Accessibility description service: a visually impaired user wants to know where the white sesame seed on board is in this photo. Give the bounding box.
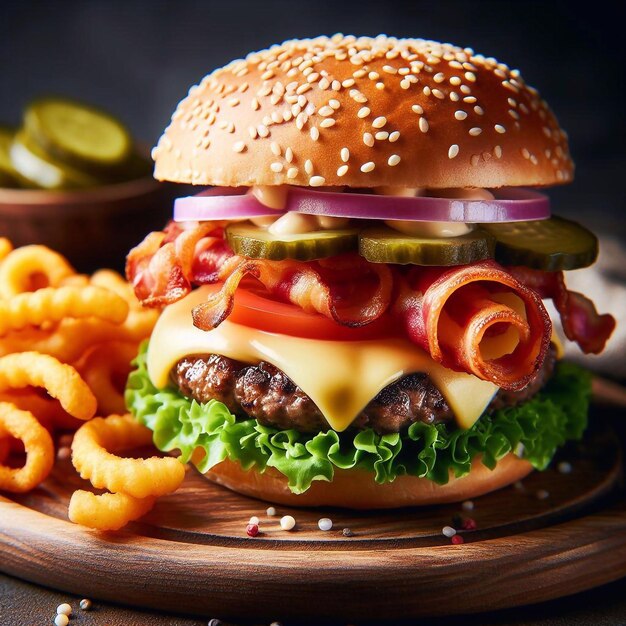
[442,526,457,538]
[304,159,314,175]
[388,154,401,166]
[270,162,283,173]
[280,515,296,530]
[448,144,460,159]
[361,161,376,173]
[337,164,349,177]
[454,110,467,120]
[287,167,298,179]
[310,175,326,186]
[419,117,429,133]
[310,127,320,141]
[469,127,482,136]
[358,106,371,118]
[233,141,246,153]
[372,116,387,129]
[495,124,506,134]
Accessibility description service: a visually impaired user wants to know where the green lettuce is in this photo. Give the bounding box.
[125,342,590,494]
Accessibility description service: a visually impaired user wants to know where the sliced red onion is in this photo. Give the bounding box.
[174,187,550,223]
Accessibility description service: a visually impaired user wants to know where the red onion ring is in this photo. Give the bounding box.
[174,187,550,223]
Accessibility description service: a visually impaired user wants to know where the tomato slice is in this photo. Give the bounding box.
[205,281,398,341]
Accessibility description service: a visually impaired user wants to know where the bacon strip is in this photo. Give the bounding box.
[192,254,393,330]
[394,261,552,391]
[508,267,616,354]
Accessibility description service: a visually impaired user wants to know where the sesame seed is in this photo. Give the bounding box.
[233,141,246,153]
[389,131,400,142]
[361,161,376,173]
[358,107,371,118]
[257,124,269,138]
[462,500,475,512]
[423,86,431,96]
[270,142,281,156]
[266,506,277,516]
[450,91,460,102]
[337,164,349,177]
[509,109,520,120]
[249,516,260,525]
[329,99,340,109]
[494,145,503,158]
[433,72,445,83]
[320,118,335,128]
[285,147,293,162]
[400,79,411,90]
[432,89,445,99]
[383,65,397,74]
[521,148,531,159]
[318,518,333,531]
[251,97,260,110]
[454,110,467,120]
[442,526,457,538]
[388,154,401,166]
[280,515,296,530]
[412,104,424,114]
[470,154,480,166]
[319,105,334,117]
[372,116,387,128]
[448,144,460,159]
[287,167,298,179]
[369,71,379,80]
[319,77,330,90]
[341,147,350,162]
[450,76,462,86]
[376,82,385,90]
[375,131,389,140]
[363,132,375,147]
[310,127,320,141]
[270,162,283,173]
[463,96,477,103]
[474,105,484,115]
[558,461,573,474]
[342,78,355,88]
[309,175,326,187]
[494,124,506,134]
[304,159,314,175]
[469,127,482,136]
[465,71,476,82]
[419,117,429,133]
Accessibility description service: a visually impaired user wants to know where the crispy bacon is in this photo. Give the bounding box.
[192,254,393,330]
[508,267,616,354]
[393,261,552,391]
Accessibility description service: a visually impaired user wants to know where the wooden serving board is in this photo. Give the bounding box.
[1,424,625,622]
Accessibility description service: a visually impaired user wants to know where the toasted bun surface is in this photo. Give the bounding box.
[203,454,533,508]
[153,35,573,189]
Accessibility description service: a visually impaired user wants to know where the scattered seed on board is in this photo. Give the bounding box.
[514,481,525,490]
[79,598,92,610]
[461,500,474,512]
[342,527,354,537]
[56,603,72,616]
[54,615,69,626]
[266,506,277,516]
[249,515,260,525]
[557,461,572,474]
[442,526,457,538]
[318,518,333,531]
[280,515,296,531]
[536,489,550,500]
[246,523,259,537]
[451,535,465,545]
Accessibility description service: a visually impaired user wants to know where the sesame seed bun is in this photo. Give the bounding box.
[153,34,573,189]
[203,454,533,508]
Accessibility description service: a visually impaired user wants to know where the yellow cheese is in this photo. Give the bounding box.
[147,286,499,432]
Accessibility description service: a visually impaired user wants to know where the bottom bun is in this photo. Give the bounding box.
[202,454,533,509]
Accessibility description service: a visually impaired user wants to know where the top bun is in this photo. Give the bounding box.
[153,35,573,189]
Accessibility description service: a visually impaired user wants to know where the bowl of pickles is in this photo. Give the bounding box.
[0,97,172,271]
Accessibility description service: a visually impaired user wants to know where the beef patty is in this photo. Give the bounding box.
[172,346,556,434]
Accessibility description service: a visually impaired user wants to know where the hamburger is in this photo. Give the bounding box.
[125,35,615,508]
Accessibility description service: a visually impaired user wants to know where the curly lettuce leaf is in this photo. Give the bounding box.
[125,343,590,494]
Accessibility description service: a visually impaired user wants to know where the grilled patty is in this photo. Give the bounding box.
[172,347,556,434]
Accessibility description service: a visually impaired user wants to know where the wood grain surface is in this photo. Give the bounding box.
[0,425,625,621]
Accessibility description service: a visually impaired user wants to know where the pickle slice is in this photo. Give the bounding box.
[226,223,359,261]
[0,127,22,187]
[10,131,99,190]
[359,227,495,265]
[24,98,132,172]
[481,216,598,271]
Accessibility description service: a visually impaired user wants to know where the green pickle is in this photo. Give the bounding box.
[0,127,22,187]
[481,216,598,271]
[226,223,359,261]
[359,226,495,265]
[24,98,132,173]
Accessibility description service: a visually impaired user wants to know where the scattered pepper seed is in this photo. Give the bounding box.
[79,598,92,611]
[536,489,550,500]
[249,516,260,525]
[56,603,72,616]
[451,535,465,545]
[442,526,457,538]
[342,528,354,537]
[280,515,296,531]
[246,523,259,537]
[461,518,477,531]
[462,500,474,512]
[54,615,69,626]
[558,461,572,474]
[318,518,333,531]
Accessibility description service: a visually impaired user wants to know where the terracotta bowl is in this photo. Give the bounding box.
[0,176,175,272]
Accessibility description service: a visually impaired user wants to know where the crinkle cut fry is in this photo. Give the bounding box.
[68,490,156,531]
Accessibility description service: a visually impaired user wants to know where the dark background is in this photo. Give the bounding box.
[0,0,624,234]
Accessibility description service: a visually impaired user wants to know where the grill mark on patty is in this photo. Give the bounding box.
[171,346,557,434]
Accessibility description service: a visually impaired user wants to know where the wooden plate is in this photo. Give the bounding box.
[0,424,624,621]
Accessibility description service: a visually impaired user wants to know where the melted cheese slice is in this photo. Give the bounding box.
[147,286,499,432]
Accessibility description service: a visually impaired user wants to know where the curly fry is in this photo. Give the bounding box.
[68,490,156,531]
[0,245,75,298]
[59,274,90,288]
[0,286,129,336]
[0,352,96,420]
[74,342,138,415]
[0,402,55,492]
[71,414,185,498]
[0,238,13,262]
[0,388,82,432]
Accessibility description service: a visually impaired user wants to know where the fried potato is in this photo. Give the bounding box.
[0,402,55,492]
[0,238,13,262]
[71,414,185,499]
[68,490,156,531]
